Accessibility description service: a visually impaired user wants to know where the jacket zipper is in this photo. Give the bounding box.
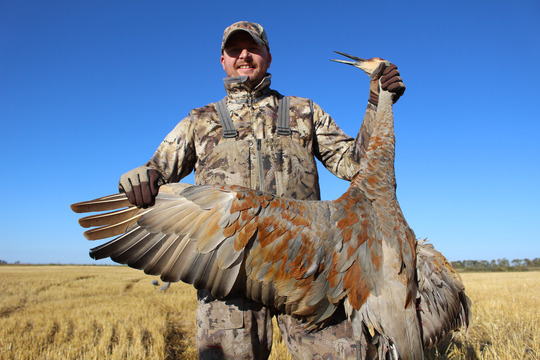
[249,92,264,192]
[256,139,264,192]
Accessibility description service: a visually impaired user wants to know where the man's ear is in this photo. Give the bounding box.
[220,54,225,70]
[267,52,272,69]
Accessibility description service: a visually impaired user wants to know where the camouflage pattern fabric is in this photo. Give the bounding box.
[197,289,273,360]
[221,21,269,51]
[138,74,378,359]
[147,75,375,195]
[277,312,359,360]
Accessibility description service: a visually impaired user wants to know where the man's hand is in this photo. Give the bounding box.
[369,63,406,106]
[119,166,164,208]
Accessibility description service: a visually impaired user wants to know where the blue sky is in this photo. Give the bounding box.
[1,0,539,264]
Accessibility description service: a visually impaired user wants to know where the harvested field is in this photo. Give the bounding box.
[0,266,538,359]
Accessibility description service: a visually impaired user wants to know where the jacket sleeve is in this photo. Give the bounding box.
[144,114,197,183]
[313,101,377,181]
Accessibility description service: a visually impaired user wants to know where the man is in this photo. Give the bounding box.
[119,21,405,359]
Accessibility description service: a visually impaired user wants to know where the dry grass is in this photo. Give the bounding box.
[0,266,196,360]
[0,266,538,359]
[430,271,539,360]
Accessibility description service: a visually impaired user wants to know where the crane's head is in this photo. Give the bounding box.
[331,51,389,77]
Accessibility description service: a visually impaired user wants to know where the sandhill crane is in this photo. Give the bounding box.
[71,53,470,359]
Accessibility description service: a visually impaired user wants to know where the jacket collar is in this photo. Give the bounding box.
[223,74,273,103]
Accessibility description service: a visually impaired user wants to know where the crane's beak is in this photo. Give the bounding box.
[330,51,366,66]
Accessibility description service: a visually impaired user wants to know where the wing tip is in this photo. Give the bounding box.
[71,193,131,213]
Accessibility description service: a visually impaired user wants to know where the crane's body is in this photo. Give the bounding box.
[72,53,470,359]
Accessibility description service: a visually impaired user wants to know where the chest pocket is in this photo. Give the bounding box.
[195,96,320,200]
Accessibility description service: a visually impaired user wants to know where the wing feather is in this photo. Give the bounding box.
[416,240,471,348]
[113,232,167,266]
[90,226,148,259]
[216,237,244,269]
[78,207,140,228]
[131,233,179,271]
[82,210,150,240]
[72,181,386,329]
[143,233,186,275]
[71,193,131,213]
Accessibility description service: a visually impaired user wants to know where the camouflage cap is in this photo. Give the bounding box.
[221,21,269,52]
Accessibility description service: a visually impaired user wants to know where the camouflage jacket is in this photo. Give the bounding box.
[146,74,376,201]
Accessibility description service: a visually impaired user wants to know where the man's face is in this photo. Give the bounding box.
[221,31,272,86]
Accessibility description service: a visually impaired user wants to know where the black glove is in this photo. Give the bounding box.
[119,166,164,208]
[369,63,406,106]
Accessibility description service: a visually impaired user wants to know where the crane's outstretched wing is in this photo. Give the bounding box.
[416,240,471,347]
[71,182,379,328]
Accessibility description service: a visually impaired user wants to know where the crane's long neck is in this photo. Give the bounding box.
[348,90,424,358]
[350,90,396,199]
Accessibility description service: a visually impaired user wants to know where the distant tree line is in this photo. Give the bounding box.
[1,258,539,271]
[0,260,21,265]
[451,258,540,272]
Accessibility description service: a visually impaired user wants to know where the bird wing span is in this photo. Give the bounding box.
[71,182,377,328]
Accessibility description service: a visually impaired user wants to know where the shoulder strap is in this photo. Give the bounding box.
[277,96,291,136]
[216,98,238,139]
